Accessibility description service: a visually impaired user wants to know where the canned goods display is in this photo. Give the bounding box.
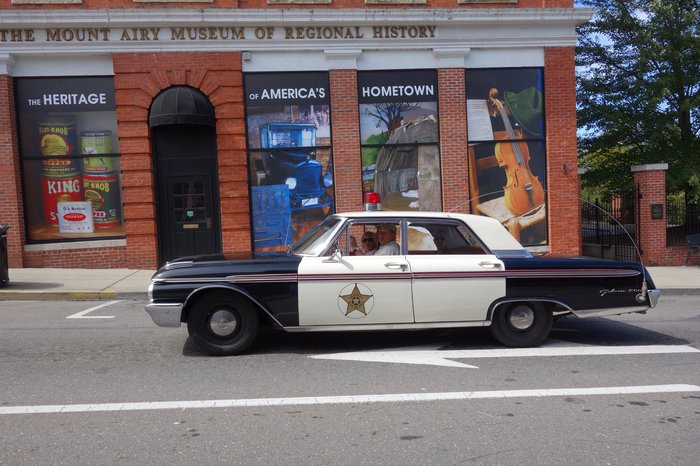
[82,131,116,174]
[39,116,82,226]
[40,157,81,178]
[39,116,77,156]
[41,173,83,225]
[83,173,121,228]
[81,130,112,155]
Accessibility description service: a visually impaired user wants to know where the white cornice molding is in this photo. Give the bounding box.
[0,53,16,75]
[0,8,594,55]
[324,48,362,69]
[432,47,470,68]
[0,8,596,26]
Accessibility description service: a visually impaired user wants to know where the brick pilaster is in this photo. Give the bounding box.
[438,68,469,212]
[544,47,580,255]
[0,73,25,267]
[632,164,668,266]
[329,69,363,212]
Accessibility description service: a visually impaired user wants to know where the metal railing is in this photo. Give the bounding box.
[581,196,638,262]
[666,198,700,246]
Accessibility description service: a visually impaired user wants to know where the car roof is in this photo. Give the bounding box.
[331,211,526,253]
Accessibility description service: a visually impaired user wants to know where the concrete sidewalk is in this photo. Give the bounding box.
[0,266,697,301]
[0,268,156,301]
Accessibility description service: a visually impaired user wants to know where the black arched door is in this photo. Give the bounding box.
[150,88,220,263]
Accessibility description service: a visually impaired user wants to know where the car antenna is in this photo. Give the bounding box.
[448,190,650,304]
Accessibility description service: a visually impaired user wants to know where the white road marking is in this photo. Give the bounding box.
[66,300,121,319]
[309,343,700,368]
[1,384,698,415]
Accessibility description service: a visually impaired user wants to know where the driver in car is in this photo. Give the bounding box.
[375,224,400,255]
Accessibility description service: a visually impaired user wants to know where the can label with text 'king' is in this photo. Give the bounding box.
[42,174,83,225]
[40,116,82,225]
[83,173,121,228]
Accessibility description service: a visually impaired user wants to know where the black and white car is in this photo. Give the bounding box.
[146,211,661,356]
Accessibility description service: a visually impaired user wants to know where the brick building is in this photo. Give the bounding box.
[0,1,592,269]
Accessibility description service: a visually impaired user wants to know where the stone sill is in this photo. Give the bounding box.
[12,0,81,4]
[24,239,126,252]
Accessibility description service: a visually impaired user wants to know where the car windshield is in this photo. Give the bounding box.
[290,216,343,256]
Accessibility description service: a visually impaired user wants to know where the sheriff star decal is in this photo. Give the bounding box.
[338,283,374,318]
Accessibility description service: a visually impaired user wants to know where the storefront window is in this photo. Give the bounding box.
[15,77,125,243]
[358,70,441,211]
[465,68,548,246]
[244,72,335,252]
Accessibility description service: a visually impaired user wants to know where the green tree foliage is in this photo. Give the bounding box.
[576,0,700,201]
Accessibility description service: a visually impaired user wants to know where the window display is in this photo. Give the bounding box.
[15,77,125,243]
[358,70,441,212]
[466,68,548,246]
[244,72,334,251]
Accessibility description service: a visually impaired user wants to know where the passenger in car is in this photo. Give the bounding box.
[350,231,379,255]
[375,224,400,255]
[433,231,449,254]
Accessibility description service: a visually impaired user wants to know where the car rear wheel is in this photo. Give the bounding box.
[489,302,552,347]
[187,291,259,356]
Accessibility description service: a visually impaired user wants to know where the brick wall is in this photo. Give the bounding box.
[329,69,363,212]
[438,68,468,213]
[544,47,580,256]
[24,246,127,268]
[0,74,24,268]
[627,165,698,266]
[633,169,666,265]
[113,52,247,268]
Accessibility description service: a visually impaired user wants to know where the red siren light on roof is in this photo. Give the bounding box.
[364,192,381,211]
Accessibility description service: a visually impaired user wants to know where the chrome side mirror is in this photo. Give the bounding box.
[322,248,343,263]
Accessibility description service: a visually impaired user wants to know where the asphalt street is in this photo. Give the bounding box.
[0,295,699,465]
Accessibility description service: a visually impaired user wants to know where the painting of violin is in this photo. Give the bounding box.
[488,88,544,216]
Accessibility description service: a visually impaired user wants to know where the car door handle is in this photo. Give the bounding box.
[384,262,408,271]
[479,261,502,269]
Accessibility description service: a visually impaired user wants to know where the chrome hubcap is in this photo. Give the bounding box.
[209,309,238,337]
[508,305,535,330]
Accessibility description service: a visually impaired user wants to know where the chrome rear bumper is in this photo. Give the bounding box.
[573,288,661,318]
[647,288,661,308]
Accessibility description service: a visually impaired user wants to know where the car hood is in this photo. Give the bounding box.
[152,251,302,281]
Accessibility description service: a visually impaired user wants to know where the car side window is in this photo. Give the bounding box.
[328,223,378,256]
[407,222,488,255]
[329,225,351,256]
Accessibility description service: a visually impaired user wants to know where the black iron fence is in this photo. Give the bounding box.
[581,195,638,262]
[666,198,700,246]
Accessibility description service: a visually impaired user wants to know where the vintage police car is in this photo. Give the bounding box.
[146,211,661,356]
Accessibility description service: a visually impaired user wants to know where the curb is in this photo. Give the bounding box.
[0,291,147,301]
[660,288,700,296]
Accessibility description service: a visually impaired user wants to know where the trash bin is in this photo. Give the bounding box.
[0,224,9,288]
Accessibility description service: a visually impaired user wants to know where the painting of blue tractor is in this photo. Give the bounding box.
[259,122,333,211]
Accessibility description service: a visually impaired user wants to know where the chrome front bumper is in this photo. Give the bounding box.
[145,303,183,327]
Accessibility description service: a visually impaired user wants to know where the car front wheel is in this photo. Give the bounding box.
[187,291,259,356]
[489,302,552,347]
